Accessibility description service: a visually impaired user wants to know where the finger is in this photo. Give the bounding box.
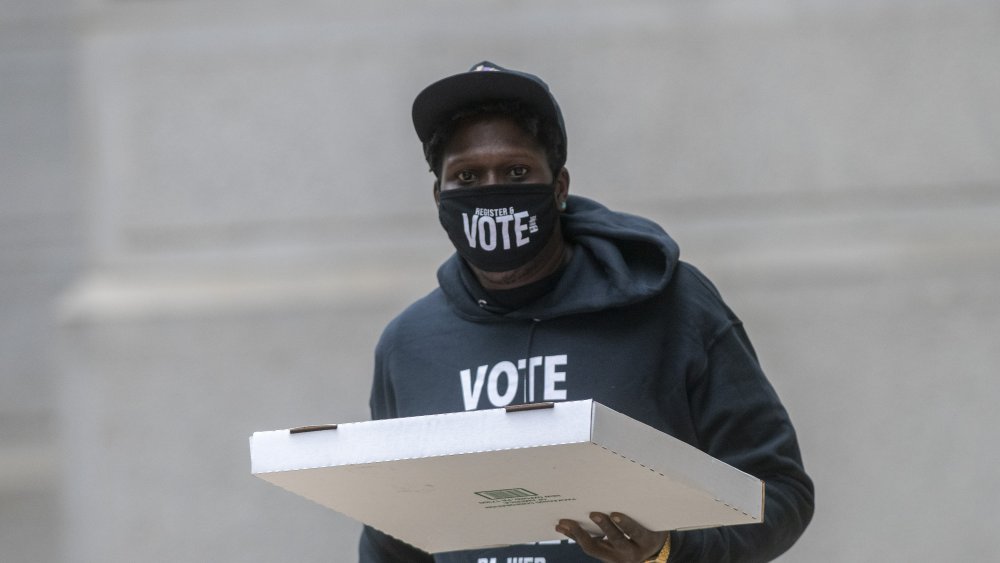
[556,519,612,557]
[608,512,648,542]
[590,512,628,541]
[610,512,669,560]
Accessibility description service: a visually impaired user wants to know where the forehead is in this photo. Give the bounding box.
[443,113,545,157]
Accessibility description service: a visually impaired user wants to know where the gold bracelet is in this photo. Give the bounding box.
[644,532,671,563]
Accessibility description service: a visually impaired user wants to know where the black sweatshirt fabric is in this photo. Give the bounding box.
[359,195,814,562]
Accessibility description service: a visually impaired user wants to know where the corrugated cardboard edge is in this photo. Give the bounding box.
[250,401,595,475]
[588,402,764,523]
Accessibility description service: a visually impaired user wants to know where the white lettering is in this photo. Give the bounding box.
[474,207,512,217]
[487,361,519,406]
[513,211,530,247]
[462,213,478,248]
[462,210,534,251]
[543,355,567,401]
[518,359,527,402]
[458,355,568,410]
[460,365,488,411]
[478,216,497,251]
[495,214,514,249]
[528,356,543,403]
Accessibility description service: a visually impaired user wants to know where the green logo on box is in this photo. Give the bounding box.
[474,488,538,501]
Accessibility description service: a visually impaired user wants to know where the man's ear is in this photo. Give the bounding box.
[555,167,570,206]
[433,178,441,207]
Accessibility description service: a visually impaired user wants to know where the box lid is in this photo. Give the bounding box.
[250,399,763,554]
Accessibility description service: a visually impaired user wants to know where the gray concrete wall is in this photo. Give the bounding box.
[1,0,998,561]
[0,1,83,562]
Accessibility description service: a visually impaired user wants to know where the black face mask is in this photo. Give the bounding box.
[437,183,560,272]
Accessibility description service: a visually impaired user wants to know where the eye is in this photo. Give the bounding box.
[509,165,529,180]
[456,170,477,184]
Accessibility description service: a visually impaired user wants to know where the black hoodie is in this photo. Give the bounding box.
[360,195,814,562]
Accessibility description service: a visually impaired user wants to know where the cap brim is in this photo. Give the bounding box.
[412,70,559,143]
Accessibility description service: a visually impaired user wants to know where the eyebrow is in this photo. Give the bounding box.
[443,148,546,169]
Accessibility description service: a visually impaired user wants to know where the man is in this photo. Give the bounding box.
[359,61,814,562]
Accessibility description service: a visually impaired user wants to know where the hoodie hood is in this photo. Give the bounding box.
[437,195,680,321]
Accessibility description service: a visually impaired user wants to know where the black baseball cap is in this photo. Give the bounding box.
[411,61,567,157]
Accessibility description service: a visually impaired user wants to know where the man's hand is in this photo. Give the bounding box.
[555,512,668,563]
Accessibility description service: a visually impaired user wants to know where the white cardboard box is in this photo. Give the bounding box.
[250,399,763,554]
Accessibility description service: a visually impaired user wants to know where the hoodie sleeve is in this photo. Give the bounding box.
[357,331,436,563]
[359,525,434,563]
[669,320,815,562]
